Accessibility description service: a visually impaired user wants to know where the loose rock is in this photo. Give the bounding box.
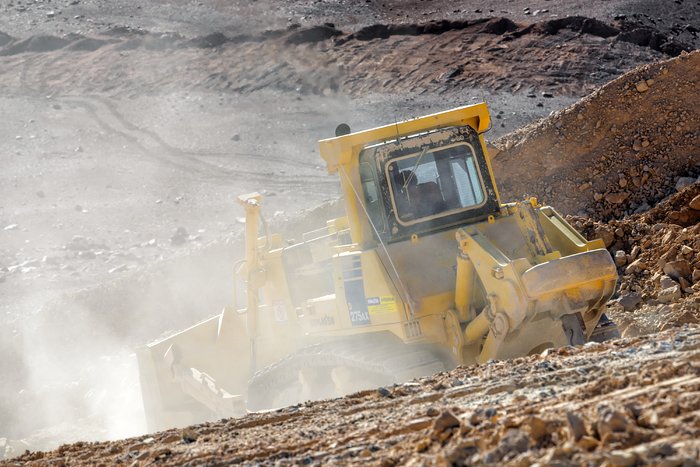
[616,292,642,311]
[170,227,189,246]
[688,194,700,210]
[431,410,461,438]
[634,81,649,92]
[663,260,691,280]
[614,250,627,267]
[606,192,629,204]
[566,411,588,441]
[657,285,682,303]
[675,177,696,192]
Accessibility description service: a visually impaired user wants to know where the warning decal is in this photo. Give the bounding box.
[367,296,398,314]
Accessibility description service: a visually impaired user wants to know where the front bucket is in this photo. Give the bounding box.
[136,308,250,432]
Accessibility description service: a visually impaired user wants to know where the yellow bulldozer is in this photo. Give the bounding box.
[136,103,618,432]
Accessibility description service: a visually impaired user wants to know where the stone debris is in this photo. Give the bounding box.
[634,80,649,92]
[12,326,700,465]
[614,250,627,267]
[657,284,681,303]
[571,180,700,328]
[170,227,189,246]
[663,260,691,280]
[430,409,461,439]
[690,194,700,211]
[566,411,588,441]
[616,292,642,311]
[181,429,198,444]
[494,51,699,223]
[675,176,696,192]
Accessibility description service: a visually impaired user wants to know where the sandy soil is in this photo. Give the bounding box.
[0,0,699,462]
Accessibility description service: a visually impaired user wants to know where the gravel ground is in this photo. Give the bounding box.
[8,325,700,465]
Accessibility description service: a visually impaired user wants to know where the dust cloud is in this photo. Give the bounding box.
[1,228,249,456]
[1,191,347,457]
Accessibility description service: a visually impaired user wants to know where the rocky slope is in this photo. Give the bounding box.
[572,181,700,338]
[493,50,699,221]
[491,51,700,340]
[7,326,700,465]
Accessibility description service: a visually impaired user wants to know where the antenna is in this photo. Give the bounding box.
[394,115,403,149]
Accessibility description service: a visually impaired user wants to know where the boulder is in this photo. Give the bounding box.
[690,194,700,211]
[662,260,691,280]
[675,177,695,192]
[657,285,681,303]
[616,292,642,311]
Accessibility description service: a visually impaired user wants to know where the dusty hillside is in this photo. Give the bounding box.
[0,16,686,99]
[493,50,700,221]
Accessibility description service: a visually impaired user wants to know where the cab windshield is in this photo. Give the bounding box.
[387,144,485,224]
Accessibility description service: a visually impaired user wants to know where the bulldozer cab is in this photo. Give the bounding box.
[358,126,500,243]
[318,104,501,245]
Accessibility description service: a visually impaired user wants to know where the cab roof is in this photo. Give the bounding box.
[318,103,490,174]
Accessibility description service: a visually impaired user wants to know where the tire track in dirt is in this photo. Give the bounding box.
[6,42,319,187]
[57,96,335,190]
[89,96,322,172]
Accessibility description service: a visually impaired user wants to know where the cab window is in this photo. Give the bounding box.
[359,160,387,234]
[387,144,485,224]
